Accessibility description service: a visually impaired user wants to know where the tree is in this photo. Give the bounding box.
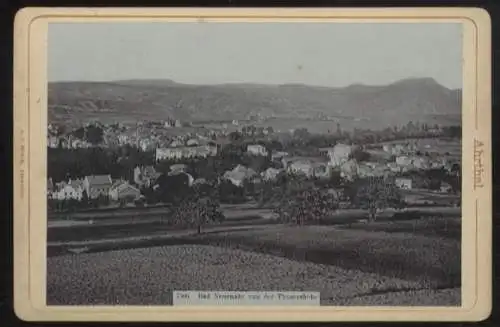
[55,124,67,136]
[351,177,403,222]
[447,164,461,194]
[336,123,342,137]
[244,154,270,173]
[72,127,85,139]
[172,194,224,234]
[349,148,371,162]
[218,180,245,204]
[274,187,338,225]
[293,128,310,141]
[155,173,191,204]
[85,125,104,145]
[229,131,243,142]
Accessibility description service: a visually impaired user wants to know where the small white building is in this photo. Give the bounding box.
[247,144,268,156]
[340,159,359,181]
[440,182,453,193]
[395,178,413,190]
[412,156,430,170]
[261,167,283,181]
[396,155,413,167]
[271,151,289,160]
[170,164,188,174]
[387,162,402,173]
[288,160,315,177]
[51,179,85,201]
[139,139,155,152]
[109,181,141,202]
[47,136,59,148]
[155,145,217,161]
[326,144,352,168]
[223,165,257,187]
[186,138,199,146]
[84,175,113,199]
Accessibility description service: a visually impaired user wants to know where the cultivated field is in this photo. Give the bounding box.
[47,217,461,306]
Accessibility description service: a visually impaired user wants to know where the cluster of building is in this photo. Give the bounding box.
[48,165,163,203]
[48,175,142,202]
[47,120,228,151]
[47,119,277,152]
[48,118,460,210]
[51,138,459,203]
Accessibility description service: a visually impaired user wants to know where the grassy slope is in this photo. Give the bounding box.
[196,221,461,288]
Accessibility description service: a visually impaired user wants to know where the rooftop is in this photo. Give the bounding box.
[85,175,112,186]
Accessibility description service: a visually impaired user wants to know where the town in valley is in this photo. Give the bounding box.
[47,115,461,214]
[46,22,463,307]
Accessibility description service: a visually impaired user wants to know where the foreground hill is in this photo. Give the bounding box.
[48,77,461,128]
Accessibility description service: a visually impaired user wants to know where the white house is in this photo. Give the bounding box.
[139,139,155,152]
[47,136,59,148]
[47,178,54,193]
[52,179,85,201]
[326,144,352,168]
[223,165,257,187]
[396,155,413,167]
[271,151,289,160]
[84,175,113,199]
[186,138,199,146]
[247,144,268,156]
[287,160,316,178]
[155,145,217,161]
[170,164,188,174]
[109,181,141,202]
[340,159,359,181]
[384,143,410,156]
[387,162,402,173]
[411,156,430,170]
[440,182,453,193]
[395,177,413,190]
[382,144,392,153]
[261,167,283,181]
[193,178,208,186]
[170,140,184,147]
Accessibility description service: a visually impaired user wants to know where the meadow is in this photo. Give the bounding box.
[46,215,461,306]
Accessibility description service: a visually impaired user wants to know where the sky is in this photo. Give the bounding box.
[48,22,463,89]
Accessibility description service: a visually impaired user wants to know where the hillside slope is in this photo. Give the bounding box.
[48,78,461,127]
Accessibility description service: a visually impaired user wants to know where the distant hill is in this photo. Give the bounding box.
[48,77,462,128]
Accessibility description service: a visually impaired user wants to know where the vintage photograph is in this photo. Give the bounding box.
[45,21,463,306]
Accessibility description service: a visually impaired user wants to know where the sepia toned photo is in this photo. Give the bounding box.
[13,8,492,322]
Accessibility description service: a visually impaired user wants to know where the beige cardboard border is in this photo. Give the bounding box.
[13,7,492,322]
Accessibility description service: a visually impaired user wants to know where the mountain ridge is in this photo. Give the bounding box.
[48,77,462,128]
